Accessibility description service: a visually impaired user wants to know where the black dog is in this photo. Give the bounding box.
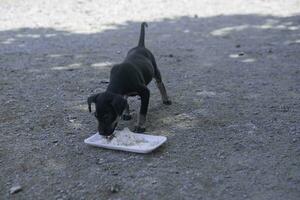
[87,22,171,136]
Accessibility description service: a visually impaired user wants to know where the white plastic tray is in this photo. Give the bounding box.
[84,128,167,153]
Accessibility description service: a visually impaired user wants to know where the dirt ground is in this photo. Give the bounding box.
[0,0,300,199]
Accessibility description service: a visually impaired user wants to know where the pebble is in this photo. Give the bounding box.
[110,184,120,193]
[10,185,22,194]
[112,171,119,176]
[96,158,105,164]
[292,138,297,143]
[100,79,109,84]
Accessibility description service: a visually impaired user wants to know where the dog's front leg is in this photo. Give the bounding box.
[134,86,150,133]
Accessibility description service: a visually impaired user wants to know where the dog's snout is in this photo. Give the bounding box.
[98,125,115,136]
[98,125,106,135]
[98,127,103,134]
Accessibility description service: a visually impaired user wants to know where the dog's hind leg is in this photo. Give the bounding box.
[122,95,132,121]
[154,68,172,105]
[155,78,171,105]
[150,54,172,105]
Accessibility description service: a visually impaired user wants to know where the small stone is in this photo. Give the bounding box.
[52,140,58,143]
[116,51,121,54]
[112,171,119,176]
[238,52,245,56]
[100,79,109,84]
[151,180,158,184]
[110,184,120,193]
[10,185,22,194]
[96,158,104,164]
[292,138,297,143]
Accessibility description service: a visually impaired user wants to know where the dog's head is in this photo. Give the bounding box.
[87,92,127,136]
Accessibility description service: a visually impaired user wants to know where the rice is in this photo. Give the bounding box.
[101,128,150,147]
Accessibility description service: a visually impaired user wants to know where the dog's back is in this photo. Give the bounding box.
[109,22,156,92]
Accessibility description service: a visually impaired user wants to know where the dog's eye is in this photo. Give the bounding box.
[94,112,98,117]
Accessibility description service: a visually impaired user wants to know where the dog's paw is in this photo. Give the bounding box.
[122,114,132,121]
[133,126,146,133]
[163,100,172,105]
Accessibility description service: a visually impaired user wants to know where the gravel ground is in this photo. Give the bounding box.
[1,0,300,199]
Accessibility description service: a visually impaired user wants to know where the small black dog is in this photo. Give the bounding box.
[87,22,171,136]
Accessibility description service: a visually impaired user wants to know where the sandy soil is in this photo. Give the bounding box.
[0,0,300,199]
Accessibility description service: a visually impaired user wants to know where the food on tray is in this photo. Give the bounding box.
[101,128,153,147]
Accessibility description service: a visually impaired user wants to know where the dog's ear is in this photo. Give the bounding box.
[111,95,127,116]
[87,93,99,112]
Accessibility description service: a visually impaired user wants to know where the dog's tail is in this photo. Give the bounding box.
[138,22,148,47]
